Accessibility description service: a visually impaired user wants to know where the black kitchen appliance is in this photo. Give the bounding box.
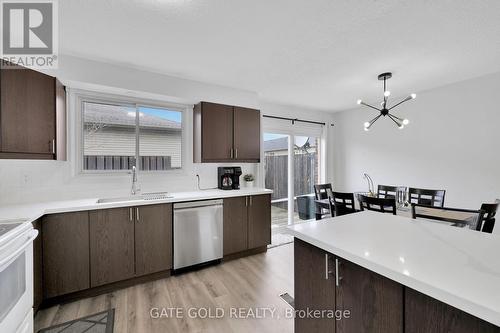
[218,167,242,190]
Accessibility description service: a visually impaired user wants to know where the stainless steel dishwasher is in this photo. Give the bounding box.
[173,199,223,270]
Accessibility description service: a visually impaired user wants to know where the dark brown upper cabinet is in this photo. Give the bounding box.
[193,101,260,163]
[0,63,66,160]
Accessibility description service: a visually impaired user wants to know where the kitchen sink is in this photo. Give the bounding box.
[97,192,173,204]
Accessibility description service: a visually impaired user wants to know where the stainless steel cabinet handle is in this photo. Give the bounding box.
[335,258,342,287]
[230,148,234,159]
[249,196,253,206]
[129,208,133,222]
[51,139,55,154]
[136,207,140,222]
[235,148,238,159]
[245,196,248,207]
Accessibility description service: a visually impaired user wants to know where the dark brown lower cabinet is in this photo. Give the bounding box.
[336,259,403,333]
[294,239,336,333]
[32,219,43,312]
[404,288,499,333]
[294,239,499,333]
[89,207,135,287]
[223,194,271,257]
[248,194,271,249]
[42,212,90,298]
[223,196,248,255]
[135,204,172,276]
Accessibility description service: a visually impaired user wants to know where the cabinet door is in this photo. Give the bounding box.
[405,288,499,333]
[201,102,234,161]
[233,106,260,161]
[89,208,135,287]
[336,259,403,333]
[0,65,55,156]
[135,204,173,276]
[294,238,336,333]
[32,219,43,310]
[223,196,248,255]
[42,212,90,298]
[247,194,271,249]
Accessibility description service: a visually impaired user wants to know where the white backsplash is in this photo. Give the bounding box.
[0,159,259,205]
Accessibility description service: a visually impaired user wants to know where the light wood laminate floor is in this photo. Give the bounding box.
[35,243,294,333]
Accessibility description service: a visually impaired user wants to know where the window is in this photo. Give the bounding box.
[82,100,183,171]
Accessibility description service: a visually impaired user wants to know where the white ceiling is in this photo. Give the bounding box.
[60,0,500,111]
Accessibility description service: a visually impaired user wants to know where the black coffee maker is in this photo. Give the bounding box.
[218,167,242,190]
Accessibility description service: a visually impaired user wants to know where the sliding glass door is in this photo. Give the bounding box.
[263,125,323,247]
[293,136,321,224]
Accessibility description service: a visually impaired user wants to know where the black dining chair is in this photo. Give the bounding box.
[411,204,486,231]
[479,202,499,233]
[330,191,358,217]
[358,195,397,215]
[377,185,406,199]
[408,187,446,207]
[314,183,333,200]
[314,184,333,218]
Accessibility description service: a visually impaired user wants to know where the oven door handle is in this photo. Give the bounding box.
[0,230,38,271]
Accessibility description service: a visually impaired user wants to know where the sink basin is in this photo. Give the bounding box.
[97,192,173,204]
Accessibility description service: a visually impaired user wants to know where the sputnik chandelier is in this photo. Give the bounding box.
[357,72,416,131]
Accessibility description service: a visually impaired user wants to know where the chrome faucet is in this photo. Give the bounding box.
[131,166,140,195]
[363,173,375,196]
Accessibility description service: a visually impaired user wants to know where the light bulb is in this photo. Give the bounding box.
[364,126,369,131]
[384,90,391,97]
[410,93,417,99]
[364,122,370,128]
[403,119,410,125]
[357,99,362,105]
[398,124,405,130]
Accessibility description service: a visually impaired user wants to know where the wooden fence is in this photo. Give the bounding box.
[264,153,319,203]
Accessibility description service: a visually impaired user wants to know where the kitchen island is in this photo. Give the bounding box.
[287,211,500,333]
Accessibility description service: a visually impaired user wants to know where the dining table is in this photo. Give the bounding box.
[314,198,476,228]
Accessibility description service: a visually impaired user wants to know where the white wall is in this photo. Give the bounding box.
[332,71,500,214]
[0,55,334,205]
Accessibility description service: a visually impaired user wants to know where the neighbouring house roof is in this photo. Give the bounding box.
[84,102,181,130]
[263,137,288,152]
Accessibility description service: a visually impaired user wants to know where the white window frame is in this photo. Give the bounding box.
[74,90,190,175]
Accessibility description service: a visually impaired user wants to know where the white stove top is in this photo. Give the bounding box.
[0,222,24,237]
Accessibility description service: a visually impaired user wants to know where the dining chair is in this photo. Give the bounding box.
[411,204,486,231]
[478,202,499,233]
[377,185,407,199]
[358,195,397,215]
[314,183,333,200]
[408,187,446,207]
[331,191,358,217]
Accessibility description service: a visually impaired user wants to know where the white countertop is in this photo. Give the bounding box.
[0,188,272,225]
[286,211,500,326]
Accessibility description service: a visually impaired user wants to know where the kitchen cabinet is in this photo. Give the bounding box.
[32,219,43,312]
[294,238,336,333]
[89,204,172,287]
[294,239,403,333]
[134,204,173,276]
[0,63,66,160]
[404,287,499,333]
[247,194,271,248]
[89,207,135,287]
[223,196,248,255]
[193,101,260,163]
[336,259,403,333]
[233,106,261,161]
[223,194,271,256]
[42,212,90,298]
